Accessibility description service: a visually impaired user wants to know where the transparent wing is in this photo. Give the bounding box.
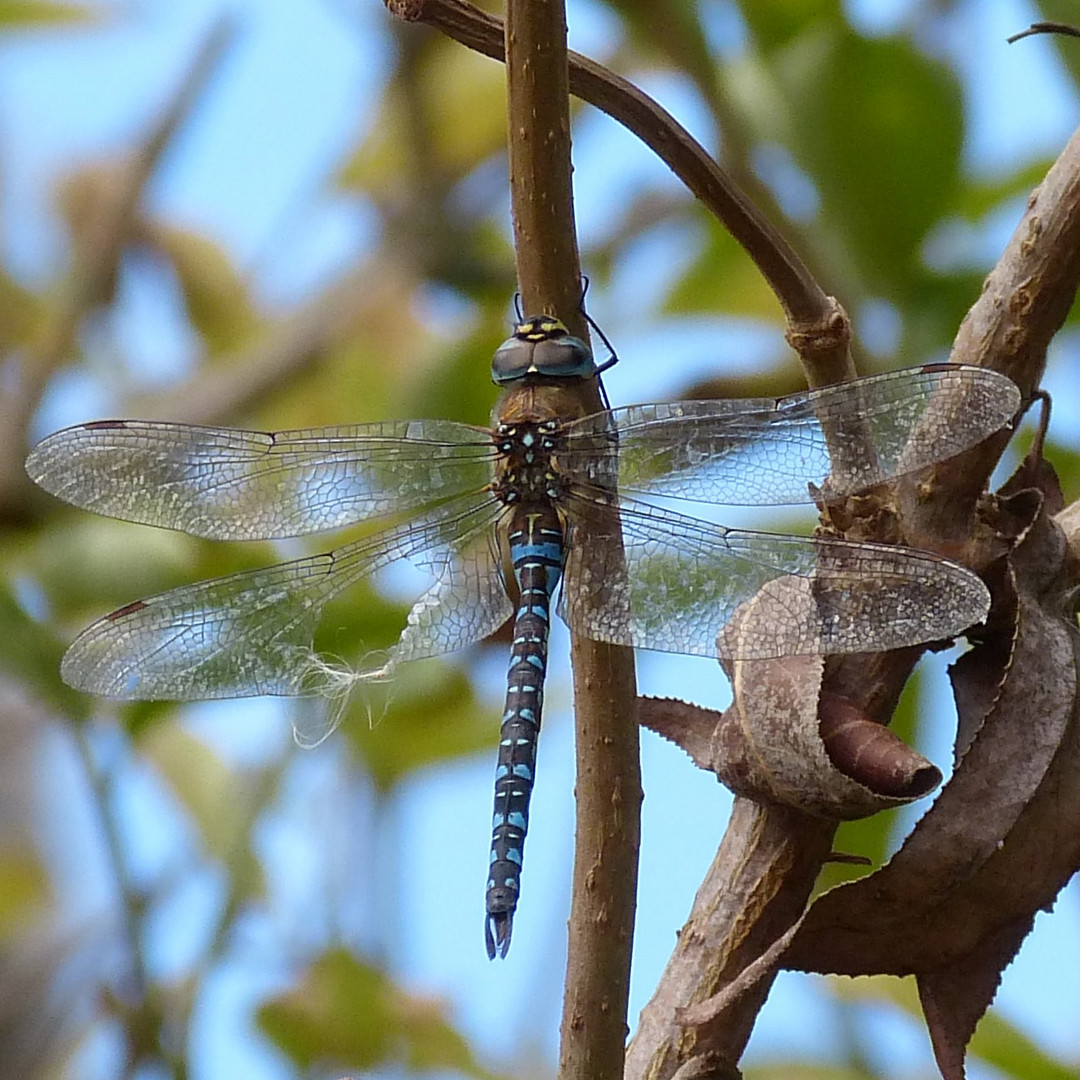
[26,419,496,540]
[558,496,990,660]
[61,492,508,700]
[561,364,1019,504]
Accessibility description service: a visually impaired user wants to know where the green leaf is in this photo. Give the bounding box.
[0,850,51,937]
[612,0,718,88]
[258,948,502,1077]
[311,575,415,667]
[259,951,394,1070]
[0,574,90,720]
[828,975,1080,1080]
[0,1,98,26]
[740,0,845,53]
[400,312,507,427]
[0,265,41,352]
[340,38,506,194]
[967,1010,1080,1080]
[665,214,786,320]
[745,1065,876,1080]
[1046,436,1080,504]
[779,28,964,294]
[1033,1,1080,91]
[22,517,199,623]
[818,813,892,895]
[952,157,1059,221]
[144,224,259,356]
[894,267,988,362]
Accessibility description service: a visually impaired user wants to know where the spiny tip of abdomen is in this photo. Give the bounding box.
[485,912,513,959]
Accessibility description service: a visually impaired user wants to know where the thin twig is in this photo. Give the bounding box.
[1007,21,1080,44]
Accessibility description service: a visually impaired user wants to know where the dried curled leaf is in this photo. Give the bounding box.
[641,648,939,818]
[724,649,940,816]
[818,690,941,799]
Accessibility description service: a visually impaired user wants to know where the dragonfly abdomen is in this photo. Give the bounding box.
[486,503,565,960]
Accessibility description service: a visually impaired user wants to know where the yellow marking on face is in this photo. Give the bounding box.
[515,316,568,341]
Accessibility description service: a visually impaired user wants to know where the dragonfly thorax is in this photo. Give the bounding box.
[493,420,568,504]
[494,419,559,457]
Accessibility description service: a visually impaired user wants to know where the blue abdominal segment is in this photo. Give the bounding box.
[485,507,565,959]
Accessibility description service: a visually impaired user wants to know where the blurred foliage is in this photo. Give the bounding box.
[827,976,1080,1080]
[0,1,96,24]
[0,2,1078,1079]
[258,948,508,1078]
[344,660,501,794]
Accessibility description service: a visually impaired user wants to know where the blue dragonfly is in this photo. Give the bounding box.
[26,316,1019,957]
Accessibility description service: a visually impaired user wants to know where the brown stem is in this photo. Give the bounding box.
[500,4,641,1080]
[625,799,836,1079]
[384,0,854,387]
[899,122,1080,550]
[505,4,583,332]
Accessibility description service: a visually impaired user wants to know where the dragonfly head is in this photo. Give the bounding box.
[491,315,597,385]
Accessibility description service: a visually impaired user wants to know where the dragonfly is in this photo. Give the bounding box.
[26,315,1019,957]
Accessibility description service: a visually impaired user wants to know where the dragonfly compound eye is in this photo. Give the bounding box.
[491,317,596,384]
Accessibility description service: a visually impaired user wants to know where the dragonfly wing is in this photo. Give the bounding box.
[389,513,512,666]
[563,365,1019,505]
[558,497,990,660]
[61,493,506,700]
[26,419,495,539]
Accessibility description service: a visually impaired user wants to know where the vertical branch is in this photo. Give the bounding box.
[502,4,641,1079]
[505,3,585,335]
